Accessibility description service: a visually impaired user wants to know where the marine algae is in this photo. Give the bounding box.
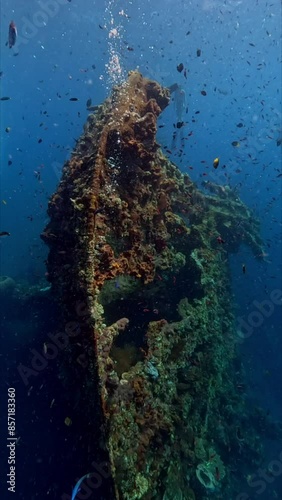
[42,71,271,499]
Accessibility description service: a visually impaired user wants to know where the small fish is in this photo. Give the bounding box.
[177,63,184,73]
[215,466,220,481]
[72,473,92,500]
[213,157,219,169]
[236,122,244,128]
[69,97,79,101]
[0,96,11,101]
[242,264,246,274]
[6,21,17,49]
[0,231,10,237]
[277,137,282,147]
[217,236,225,244]
[200,90,207,96]
[196,48,201,57]
[86,98,92,108]
[231,141,240,147]
[176,121,184,129]
[5,127,11,133]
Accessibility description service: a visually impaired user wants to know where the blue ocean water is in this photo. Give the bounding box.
[0,1,281,499]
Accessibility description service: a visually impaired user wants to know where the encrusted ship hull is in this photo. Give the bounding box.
[42,72,264,499]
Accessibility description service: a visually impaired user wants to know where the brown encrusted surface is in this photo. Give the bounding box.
[42,71,265,499]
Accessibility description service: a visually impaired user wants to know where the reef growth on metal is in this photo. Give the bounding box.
[42,71,273,499]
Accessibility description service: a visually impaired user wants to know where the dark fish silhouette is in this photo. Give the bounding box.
[6,21,17,49]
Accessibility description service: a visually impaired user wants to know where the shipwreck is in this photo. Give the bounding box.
[41,71,268,499]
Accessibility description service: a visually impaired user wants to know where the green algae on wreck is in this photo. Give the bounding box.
[41,71,267,499]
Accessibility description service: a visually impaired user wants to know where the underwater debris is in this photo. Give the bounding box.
[42,71,266,499]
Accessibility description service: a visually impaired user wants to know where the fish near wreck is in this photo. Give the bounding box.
[42,71,268,499]
[6,21,17,49]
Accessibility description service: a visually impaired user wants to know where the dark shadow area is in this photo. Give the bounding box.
[0,292,114,500]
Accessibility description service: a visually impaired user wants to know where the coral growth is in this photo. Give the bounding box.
[42,71,271,499]
[0,276,16,296]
